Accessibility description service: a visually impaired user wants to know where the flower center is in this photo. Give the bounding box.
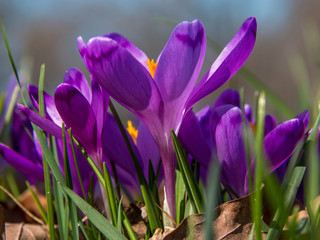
[126,120,138,144]
[146,59,157,78]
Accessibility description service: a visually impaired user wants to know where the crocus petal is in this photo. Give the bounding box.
[28,85,63,126]
[244,104,253,123]
[0,143,44,181]
[103,32,149,67]
[178,110,211,168]
[186,17,257,110]
[18,104,63,138]
[210,104,238,152]
[215,106,248,197]
[196,105,213,148]
[102,113,142,183]
[91,77,109,144]
[64,68,92,103]
[155,19,205,102]
[264,115,276,136]
[54,84,98,157]
[212,88,240,110]
[265,110,310,172]
[136,122,161,178]
[78,36,161,112]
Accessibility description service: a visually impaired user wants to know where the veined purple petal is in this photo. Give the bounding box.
[64,68,92,103]
[155,19,206,102]
[91,78,109,144]
[210,104,238,152]
[215,106,248,197]
[18,104,63,138]
[265,110,310,172]
[103,32,149,67]
[212,88,240,110]
[0,143,44,181]
[186,17,257,110]
[78,36,161,112]
[178,110,211,168]
[136,122,161,178]
[54,84,98,157]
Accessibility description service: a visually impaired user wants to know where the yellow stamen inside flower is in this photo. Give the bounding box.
[126,120,138,144]
[146,59,157,78]
[250,122,256,135]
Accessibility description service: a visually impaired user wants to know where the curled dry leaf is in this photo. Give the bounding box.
[156,195,254,240]
[4,223,49,240]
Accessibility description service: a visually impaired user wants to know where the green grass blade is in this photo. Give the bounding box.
[68,129,88,201]
[109,100,162,232]
[175,169,186,224]
[122,210,138,240]
[59,183,127,240]
[266,166,306,240]
[79,220,90,240]
[73,138,105,189]
[253,92,266,240]
[204,161,220,240]
[0,20,27,105]
[103,162,118,227]
[117,198,123,233]
[171,130,203,213]
[62,123,79,240]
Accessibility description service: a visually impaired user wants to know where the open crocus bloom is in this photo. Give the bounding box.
[77,17,257,217]
[209,89,310,197]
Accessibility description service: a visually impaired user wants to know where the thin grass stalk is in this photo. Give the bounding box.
[253,92,266,240]
[171,130,203,213]
[103,162,118,227]
[62,123,80,240]
[109,100,162,232]
[204,161,220,240]
[68,129,88,201]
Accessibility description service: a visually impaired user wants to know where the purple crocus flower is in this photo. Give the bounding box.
[18,68,109,170]
[209,89,310,197]
[77,17,257,217]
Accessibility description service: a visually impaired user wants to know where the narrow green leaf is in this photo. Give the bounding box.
[171,130,203,213]
[60,183,127,240]
[117,198,123,233]
[266,166,306,240]
[175,169,186,225]
[122,210,138,240]
[79,220,90,240]
[62,124,79,240]
[68,129,87,201]
[0,20,27,105]
[103,162,118,227]
[204,161,220,240]
[253,92,266,240]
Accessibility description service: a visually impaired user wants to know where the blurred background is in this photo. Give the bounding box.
[1,0,320,121]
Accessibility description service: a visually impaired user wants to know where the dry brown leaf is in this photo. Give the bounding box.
[160,195,255,240]
[4,223,49,240]
[18,187,47,222]
[124,201,148,238]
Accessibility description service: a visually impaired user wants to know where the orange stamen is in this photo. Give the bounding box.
[126,120,138,144]
[146,59,157,78]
